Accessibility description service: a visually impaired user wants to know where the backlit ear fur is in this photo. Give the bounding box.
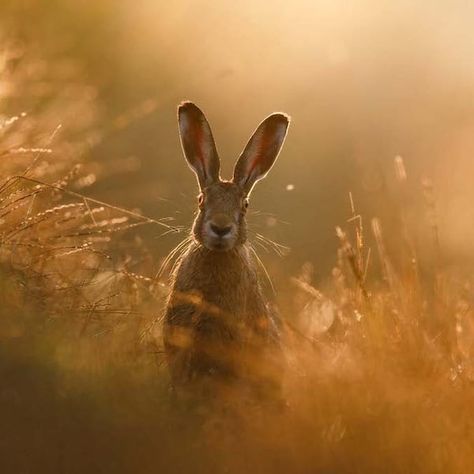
[178,101,220,189]
[232,113,290,195]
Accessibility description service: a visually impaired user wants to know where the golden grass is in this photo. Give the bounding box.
[1,42,473,474]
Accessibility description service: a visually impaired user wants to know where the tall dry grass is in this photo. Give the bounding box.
[0,38,175,348]
[0,40,473,474]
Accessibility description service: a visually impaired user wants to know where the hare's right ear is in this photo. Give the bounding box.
[232,112,289,195]
[178,101,220,190]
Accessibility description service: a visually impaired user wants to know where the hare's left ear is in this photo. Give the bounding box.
[178,101,220,190]
[232,113,290,195]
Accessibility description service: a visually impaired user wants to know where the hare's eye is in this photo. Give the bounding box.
[198,194,204,207]
[243,199,249,209]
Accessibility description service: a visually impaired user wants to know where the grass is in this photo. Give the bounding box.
[0,41,473,474]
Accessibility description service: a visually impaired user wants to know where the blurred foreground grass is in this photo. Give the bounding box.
[0,40,473,474]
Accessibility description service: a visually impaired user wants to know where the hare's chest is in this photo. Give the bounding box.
[171,249,260,318]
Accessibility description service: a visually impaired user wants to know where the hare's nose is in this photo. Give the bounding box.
[210,223,232,237]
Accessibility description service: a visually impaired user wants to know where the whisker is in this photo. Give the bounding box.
[155,225,186,239]
[248,243,276,296]
[247,211,290,226]
[251,237,272,254]
[170,240,194,276]
[156,235,193,280]
[249,230,290,257]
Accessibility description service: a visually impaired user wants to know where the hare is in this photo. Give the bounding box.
[163,101,290,398]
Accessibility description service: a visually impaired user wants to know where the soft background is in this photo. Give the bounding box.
[2,0,473,275]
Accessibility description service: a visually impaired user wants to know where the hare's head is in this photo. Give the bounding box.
[178,101,289,252]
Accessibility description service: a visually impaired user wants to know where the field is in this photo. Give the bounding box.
[1,3,474,473]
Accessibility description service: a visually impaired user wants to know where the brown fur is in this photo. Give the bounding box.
[163,102,290,397]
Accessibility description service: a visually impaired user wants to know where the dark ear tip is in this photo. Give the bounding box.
[178,100,203,118]
[264,112,291,137]
[270,112,291,125]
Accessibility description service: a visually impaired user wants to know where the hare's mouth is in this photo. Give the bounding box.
[204,238,235,252]
[201,233,236,252]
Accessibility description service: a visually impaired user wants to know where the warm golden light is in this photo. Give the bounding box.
[0,1,473,473]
